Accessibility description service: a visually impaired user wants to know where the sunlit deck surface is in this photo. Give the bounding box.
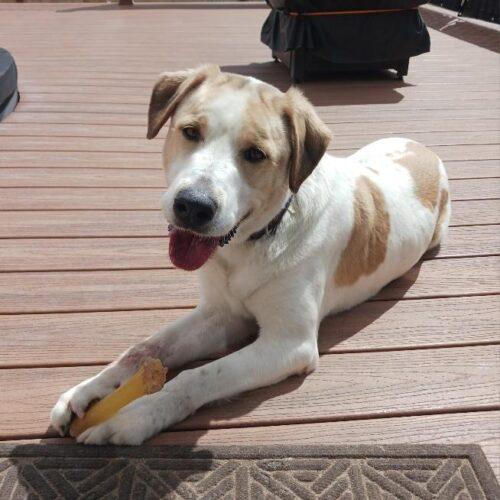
[0,1,499,479]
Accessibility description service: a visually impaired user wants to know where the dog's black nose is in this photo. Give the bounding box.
[173,189,217,230]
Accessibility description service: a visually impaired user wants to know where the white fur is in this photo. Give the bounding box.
[51,77,450,445]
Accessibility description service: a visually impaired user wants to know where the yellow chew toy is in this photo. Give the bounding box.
[70,357,167,438]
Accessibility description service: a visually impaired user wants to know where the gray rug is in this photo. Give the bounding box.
[0,444,498,499]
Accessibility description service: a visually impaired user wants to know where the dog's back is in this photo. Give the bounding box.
[350,137,450,247]
[313,137,450,315]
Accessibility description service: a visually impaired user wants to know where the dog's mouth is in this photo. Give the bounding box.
[168,221,241,271]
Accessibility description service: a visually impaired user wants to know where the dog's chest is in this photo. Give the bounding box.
[214,247,269,302]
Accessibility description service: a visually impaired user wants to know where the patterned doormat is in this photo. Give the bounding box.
[0,444,498,499]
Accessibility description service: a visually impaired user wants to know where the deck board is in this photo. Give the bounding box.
[14,86,500,101]
[0,296,498,368]
[0,179,496,211]
[0,225,498,272]
[0,1,498,478]
[2,119,500,138]
[2,131,499,151]
[0,345,498,440]
[0,257,498,314]
[0,200,497,239]
[0,162,499,188]
[1,143,498,168]
[0,210,168,238]
[6,108,500,125]
[13,99,500,115]
[452,199,500,225]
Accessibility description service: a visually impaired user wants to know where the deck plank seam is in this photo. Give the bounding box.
[2,253,500,274]
[1,292,499,316]
[2,405,499,443]
[1,341,499,371]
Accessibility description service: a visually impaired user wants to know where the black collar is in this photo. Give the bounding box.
[248,196,293,242]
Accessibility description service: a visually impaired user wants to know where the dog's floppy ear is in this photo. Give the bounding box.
[284,87,332,193]
[147,65,220,139]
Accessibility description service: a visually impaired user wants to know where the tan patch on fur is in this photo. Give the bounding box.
[235,86,290,208]
[188,72,253,110]
[335,176,390,287]
[147,65,219,139]
[238,87,284,151]
[430,188,449,247]
[283,87,332,193]
[217,72,251,90]
[395,141,440,210]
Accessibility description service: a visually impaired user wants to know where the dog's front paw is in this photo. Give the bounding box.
[50,378,115,436]
[50,393,74,437]
[76,388,193,445]
[76,393,164,445]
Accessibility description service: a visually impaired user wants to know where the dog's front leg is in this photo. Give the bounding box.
[77,281,321,445]
[50,306,253,436]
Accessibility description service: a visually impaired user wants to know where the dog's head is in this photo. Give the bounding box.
[148,65,331,270]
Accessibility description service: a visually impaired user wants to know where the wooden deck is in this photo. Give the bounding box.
[1,1,499,479]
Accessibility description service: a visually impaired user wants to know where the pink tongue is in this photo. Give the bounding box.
[169,228,219,271]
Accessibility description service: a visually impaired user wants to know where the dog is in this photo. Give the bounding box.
[50,65,450,445]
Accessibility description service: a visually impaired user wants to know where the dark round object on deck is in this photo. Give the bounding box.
[0,48,20,121]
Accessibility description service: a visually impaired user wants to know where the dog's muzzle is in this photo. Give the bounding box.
[173,188,217,231]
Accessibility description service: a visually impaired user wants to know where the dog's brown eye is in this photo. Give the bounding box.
[243,147,266,163]
[182,126,201,142]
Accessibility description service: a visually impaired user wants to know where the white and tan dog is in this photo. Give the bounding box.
[51,65,450,445]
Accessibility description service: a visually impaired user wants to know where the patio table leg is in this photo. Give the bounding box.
[396,58,409,79]
[290,49,307,83]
